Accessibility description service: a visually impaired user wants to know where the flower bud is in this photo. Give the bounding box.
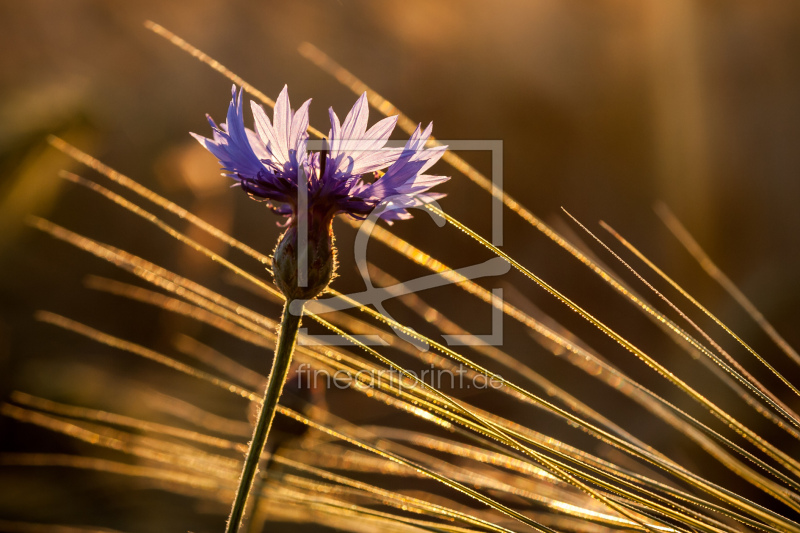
[272,214,336,301]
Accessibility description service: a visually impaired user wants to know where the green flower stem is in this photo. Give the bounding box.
[226,300,303,533]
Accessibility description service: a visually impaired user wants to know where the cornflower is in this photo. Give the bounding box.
[193,84,449,533]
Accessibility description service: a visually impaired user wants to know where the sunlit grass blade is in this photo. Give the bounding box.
[270,485,478,533]
[584,214,800,415]
[297,42,502,205]
[142,22,324,141]
[133,386,252,438]
[11,391,243,452]
[263,487,479,533]
[654,202,800,367]
[367,263,649,448]
[2,403,239,485]
[171,333,267,391]
[272,457,517,533]
[35,310,258,403]
[560,210,800,431]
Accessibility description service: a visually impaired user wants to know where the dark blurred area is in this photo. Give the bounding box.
[2,1,800,531]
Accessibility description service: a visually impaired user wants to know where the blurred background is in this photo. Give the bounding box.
[1,1,800,531]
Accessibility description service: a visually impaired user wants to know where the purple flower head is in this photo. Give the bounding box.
[192,85,449,225]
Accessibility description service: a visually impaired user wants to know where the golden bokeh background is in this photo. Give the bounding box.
[1,1,800,531]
